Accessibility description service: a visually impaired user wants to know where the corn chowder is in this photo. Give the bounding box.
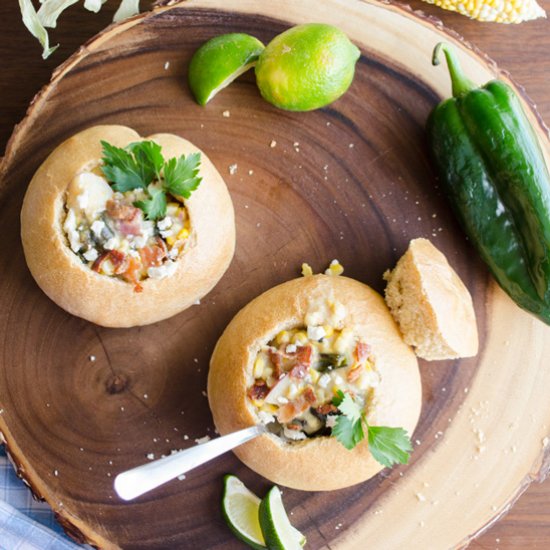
[247,295,380,442]
[63,166,191,292]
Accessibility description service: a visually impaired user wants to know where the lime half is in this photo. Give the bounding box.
[189,33,265,105]
[222,474,266,550]
[259,486,306,550]
[255,23,360,111]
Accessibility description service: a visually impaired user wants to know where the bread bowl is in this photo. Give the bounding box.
[384,238,478,360]
[208,273,422,491]
[20,125,235,327]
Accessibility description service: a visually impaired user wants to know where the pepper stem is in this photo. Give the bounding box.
[432,42,477,97]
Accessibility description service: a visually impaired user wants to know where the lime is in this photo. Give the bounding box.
[259,486,306,550]
[255,23,360,111]
[222,474,266,550]
[188,33,265,105]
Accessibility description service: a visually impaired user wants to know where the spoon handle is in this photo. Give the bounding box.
[114,425,264,501]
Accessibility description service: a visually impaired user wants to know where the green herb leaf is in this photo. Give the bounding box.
[134,184,167,221]
[331,391,413,467]
[335,392,362,423]
[332,414,364,450]
[367,426,412,468]
[163,152,202,199]
[127,141,164,184]
[100,141,147,192]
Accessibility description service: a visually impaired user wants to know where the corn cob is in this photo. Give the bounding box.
[422,0,546,23]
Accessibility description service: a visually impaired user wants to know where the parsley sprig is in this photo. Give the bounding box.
[332,390,413,468]
[100,140,202,220]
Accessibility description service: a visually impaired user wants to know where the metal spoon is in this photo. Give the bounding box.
[114,424,265,501]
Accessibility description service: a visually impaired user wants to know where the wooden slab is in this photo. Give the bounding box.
[0,0,549,548]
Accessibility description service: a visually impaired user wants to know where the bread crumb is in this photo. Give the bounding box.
[270,140,277,148]
[89,355,96,362]
[248,170,254,175]
[222,110,230,118]
[415,492,426,502]
[195,436,211,445]
[164,61,170,70]
[177,474,186,481]
[53,470,59,477]
[184,435,189,440]
[228,164,238,175]
[146,453,155,460]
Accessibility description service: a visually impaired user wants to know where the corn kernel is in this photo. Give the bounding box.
[177,228,190,240]
[292,331,308,345]
[275,330,290,345]
[254,356,266,378]
[323,325,334,337]
[301,263,313,277]
[166,236,176,246]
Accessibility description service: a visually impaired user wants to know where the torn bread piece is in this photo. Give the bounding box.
[384,238,478,360]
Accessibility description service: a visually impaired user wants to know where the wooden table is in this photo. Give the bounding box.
[1,1,549,548]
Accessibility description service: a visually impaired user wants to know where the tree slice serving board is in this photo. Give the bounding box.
[0,0,549,548]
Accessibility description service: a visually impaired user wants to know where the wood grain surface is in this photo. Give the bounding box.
[0,1,549,548]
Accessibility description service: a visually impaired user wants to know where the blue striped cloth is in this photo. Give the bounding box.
[0,446,83,549]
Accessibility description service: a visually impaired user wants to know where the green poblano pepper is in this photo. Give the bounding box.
[427,43,550,325]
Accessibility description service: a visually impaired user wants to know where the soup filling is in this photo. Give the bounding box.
[247,310,380,442]
[62,167,191,291]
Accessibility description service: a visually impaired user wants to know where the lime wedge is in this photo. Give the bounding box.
[222,474,266,550]
[189,33,265,105]
[259,486,306,550]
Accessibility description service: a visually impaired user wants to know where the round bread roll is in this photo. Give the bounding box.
[383,238,479,360]
[208,274,422,491]
[21,125,235,327]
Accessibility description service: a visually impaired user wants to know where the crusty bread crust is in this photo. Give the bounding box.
[20,125,235,327]
[208,275,422,491]
[384,238,479,360]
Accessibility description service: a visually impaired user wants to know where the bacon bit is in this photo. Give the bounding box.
[286,423,301,431]
[277,386,317,424]
[354,342,370,363]
[268,349,283,379]
[106,200,140,222]
[303,386,316,405]
[289,362,308,379]
[109,250,129,274]
[347,366,362,383]
[316,403,338,415]
[106,199,143,236]
[247,380,269,401]
[91,252,109,273]
[122,256,143,292]
[140,243,167,268]
[294,345,312,367]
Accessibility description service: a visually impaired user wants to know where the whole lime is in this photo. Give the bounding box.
[255,23,360,111]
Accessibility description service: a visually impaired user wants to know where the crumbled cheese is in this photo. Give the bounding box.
[90,220,106,239]
[277,396,289,404]
[157,217,172,231]
[257,410,275,425]
[103,237,119,250]
[285,344,297,354]
[83,248,99,262]
[283,427,307,440]
[147,261,178,280]
[318,373,331,388]
[307,325,326,341]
